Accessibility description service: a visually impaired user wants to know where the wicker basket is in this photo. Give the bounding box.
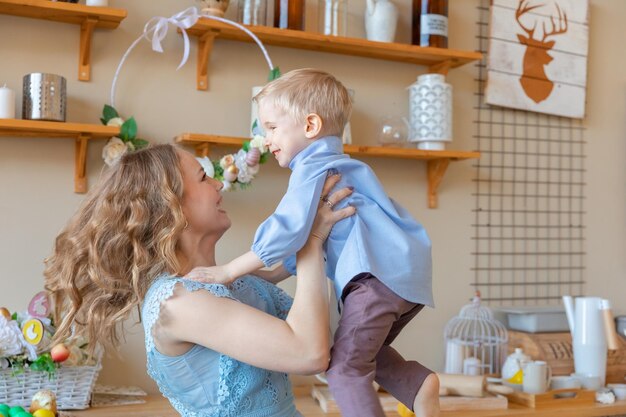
[0,361,102,410]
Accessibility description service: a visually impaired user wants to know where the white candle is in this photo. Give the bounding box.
[86,0,108,6]
[0,84,15,119]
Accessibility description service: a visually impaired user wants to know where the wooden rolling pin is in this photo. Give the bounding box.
[437,374,514,397]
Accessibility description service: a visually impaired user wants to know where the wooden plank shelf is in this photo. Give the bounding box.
[0,119,118,193]
[0,0,127,81]
[174,133,480,208]
[183,19,483,90]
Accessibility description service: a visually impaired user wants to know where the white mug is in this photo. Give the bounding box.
[523,361,551,394]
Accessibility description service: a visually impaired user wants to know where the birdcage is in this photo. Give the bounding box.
[444,292,508,376]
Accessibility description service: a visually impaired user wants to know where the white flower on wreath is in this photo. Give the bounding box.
[103,137,130,167]
[250,134,268,153]
[219,154,235,170]
[106,117,125,127]
[222,180,232,192]
[235,150,255,184]
[0,315,25,358]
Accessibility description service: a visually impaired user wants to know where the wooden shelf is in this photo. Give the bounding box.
[0,0,127,81]
[183,19,483,90]
[0,119,119,193]
[174,133,480,208]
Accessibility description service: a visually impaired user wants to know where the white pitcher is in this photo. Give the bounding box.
[365,0,398,43]
[562,296,620,386]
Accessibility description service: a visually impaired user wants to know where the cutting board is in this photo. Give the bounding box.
[440,394,508,411]
[310,385,508,413]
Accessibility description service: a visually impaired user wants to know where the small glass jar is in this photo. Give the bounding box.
[237,0,269,26]
[318,0,348,36]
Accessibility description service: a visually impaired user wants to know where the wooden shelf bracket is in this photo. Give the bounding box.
[427,158,451,209]
[197,30,218,91]
[195,142,211,157]
[79,17,98,81]
[428,60,452,76]
[74,134,91,193]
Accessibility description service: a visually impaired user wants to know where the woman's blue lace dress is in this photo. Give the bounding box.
[141,275,303,417]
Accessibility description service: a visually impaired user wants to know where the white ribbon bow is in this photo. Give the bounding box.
[109,7,275,107]
[143,7,200,70]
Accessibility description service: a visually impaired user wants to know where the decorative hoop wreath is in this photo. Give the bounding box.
[101,7,279,190]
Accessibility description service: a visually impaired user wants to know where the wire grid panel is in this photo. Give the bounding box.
[472,0,586,304]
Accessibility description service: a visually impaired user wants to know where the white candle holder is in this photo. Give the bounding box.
[0,84,16,119]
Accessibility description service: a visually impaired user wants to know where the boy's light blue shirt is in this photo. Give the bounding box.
[251,136,433,307]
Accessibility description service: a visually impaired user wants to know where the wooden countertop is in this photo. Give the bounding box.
[61,388,626,417]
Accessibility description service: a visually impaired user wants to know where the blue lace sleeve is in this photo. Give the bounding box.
[249,278,294,320]
[142,276,236,353]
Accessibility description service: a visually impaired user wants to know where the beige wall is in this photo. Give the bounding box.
[0,0,624,393]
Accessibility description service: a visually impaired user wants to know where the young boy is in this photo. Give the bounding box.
[189,68,439,417]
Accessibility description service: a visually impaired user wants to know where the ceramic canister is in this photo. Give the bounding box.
[22,73,66,122]
[408,73,452,150]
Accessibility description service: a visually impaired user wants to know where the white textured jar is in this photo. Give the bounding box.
[408,73,452,150]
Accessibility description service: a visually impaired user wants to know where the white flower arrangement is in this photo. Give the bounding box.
[0,306,95,378]
[197,137,269,191]
[100,105,149,167]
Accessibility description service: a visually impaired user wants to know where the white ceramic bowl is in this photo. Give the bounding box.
[607,383,626,401]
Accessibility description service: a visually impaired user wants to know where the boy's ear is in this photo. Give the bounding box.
[304,113,323,139]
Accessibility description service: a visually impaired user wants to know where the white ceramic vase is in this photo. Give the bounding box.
[365,0,398,43]
[408,73,452,150]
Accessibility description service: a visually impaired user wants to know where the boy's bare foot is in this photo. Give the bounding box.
[413,373,440,417]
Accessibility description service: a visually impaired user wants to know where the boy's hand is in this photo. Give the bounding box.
[185,265,234,285]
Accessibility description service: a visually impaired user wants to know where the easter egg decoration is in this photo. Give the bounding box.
[0,404,10,417]
[27,292,50,318]
[29,390,57,415]
[223,165,239,183]
[22,319,44,346]
[32,410,55,417]
[246,147,261,166]
[0,307,10,320]
[8,406,25,417]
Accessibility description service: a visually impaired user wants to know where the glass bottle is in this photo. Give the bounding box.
[318,0,348,37]
[274,0,305,30]
[237,0,269,26]
[412,0,448,48]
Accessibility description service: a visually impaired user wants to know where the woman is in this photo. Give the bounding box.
[44,144,354,416]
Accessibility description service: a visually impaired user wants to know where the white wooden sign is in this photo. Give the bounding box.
[485,0,589,118]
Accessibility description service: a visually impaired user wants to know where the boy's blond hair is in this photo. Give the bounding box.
[254,68,352,137]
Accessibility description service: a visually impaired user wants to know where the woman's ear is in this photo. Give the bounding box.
[304,113,323,138]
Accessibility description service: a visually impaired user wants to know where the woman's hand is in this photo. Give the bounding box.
[308,172,356,244]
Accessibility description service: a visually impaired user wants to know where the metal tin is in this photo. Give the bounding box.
[22,73,66,122]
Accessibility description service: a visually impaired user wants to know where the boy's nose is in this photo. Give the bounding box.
[264,137,271,147]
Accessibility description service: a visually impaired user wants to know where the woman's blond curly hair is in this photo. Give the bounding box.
[44,144,187,354]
